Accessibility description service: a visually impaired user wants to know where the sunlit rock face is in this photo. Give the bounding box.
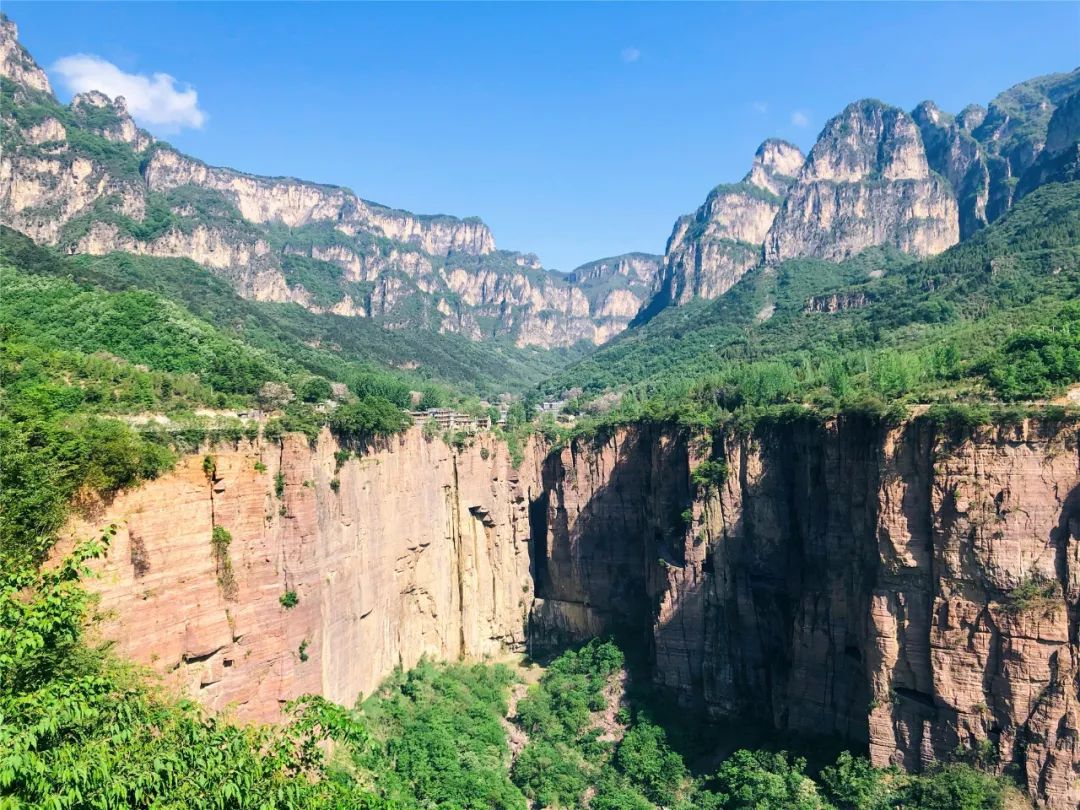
[71,428,543,723]
[565,252,663,339]
[0,19,659,348]
[765,101,959,263]
[656,139,804,307]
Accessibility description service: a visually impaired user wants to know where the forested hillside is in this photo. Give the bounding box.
[545,183,1080,426]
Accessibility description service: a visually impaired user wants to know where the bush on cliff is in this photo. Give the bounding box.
[329,397,412,443]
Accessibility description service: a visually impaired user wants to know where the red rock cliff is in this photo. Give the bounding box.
[71,427,541,721]
[532,417,1079,809]
[78,418,1079,807]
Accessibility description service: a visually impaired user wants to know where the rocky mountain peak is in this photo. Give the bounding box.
[911,100,946,126]
[0,14,52,95]
[801,99,930,183]
[765,99,958,262]
[957,103,987,132]
[72,89,117,109]
[70,89,155,150]
[744,138,804,195]
[653,142,804,308]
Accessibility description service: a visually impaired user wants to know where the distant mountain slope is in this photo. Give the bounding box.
[2,12,1074,351]
[544,182,1080,408]
[563,252,662,340]
[642,70,1078,324]
[0,15,658,349]
[0,226,579,397]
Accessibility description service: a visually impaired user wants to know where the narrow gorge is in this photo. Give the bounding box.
[74,417,1080,809]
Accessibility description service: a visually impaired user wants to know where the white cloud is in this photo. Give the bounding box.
[620,47,641,64]
[751,101,768,114]
[791,109,811,128]
[52,54,206,131]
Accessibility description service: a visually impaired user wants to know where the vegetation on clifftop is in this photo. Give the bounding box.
[0,227,428,568]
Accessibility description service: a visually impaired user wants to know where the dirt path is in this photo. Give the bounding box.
[502,681,531,759]
[497,656,543,763]
[594,669,629,743]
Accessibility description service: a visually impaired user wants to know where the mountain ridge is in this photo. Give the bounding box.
[2,14,1077,356]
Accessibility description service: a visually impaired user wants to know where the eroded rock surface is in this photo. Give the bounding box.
[765,101,959,262]
[657,139,803,306]
[0,20,668,348]
[531,419,1080,809]
[71,428,541,721]
[75,416,1080,807]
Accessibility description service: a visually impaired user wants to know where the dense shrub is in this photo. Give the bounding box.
[299,376,334,403]
[354,660,526,809]
[0,533,372,809]
[706,749,831,810]
[329,397,412,443]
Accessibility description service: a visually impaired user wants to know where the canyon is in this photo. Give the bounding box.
[72,417,1080,809]
[6,12,1080,807]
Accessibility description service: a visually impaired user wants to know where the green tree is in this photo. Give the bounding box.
[709,750,832,810]
[298,376,334,403]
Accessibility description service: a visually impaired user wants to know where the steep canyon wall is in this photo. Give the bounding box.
[533,418,1080,809]
[71,428,541,721]
[76,419,1080,807]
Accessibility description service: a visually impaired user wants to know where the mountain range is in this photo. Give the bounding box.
[3,13,1077,359]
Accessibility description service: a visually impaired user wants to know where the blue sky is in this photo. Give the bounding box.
[7,2,1079,270]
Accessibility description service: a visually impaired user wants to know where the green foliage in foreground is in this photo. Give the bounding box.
[0,541,1022,810]
[329,397,414,444]
[0,533,375,809]
[0,333,178,566]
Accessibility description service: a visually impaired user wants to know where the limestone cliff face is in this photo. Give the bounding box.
[973,70,1080,183]
[0,19,647,349]
[765,101,959,263]
[912,101,991,240]
[75,220,291,301]
[744,139,805,196]
[532,419,1080,810]
[0,15,49,94]
[565,253,663,340]
[658,140,803,307]
[1018,91,1080,198]
[915,71,1080,239]
[70,428,542,722]
[143,148,495,257]
[71,90,156,151]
